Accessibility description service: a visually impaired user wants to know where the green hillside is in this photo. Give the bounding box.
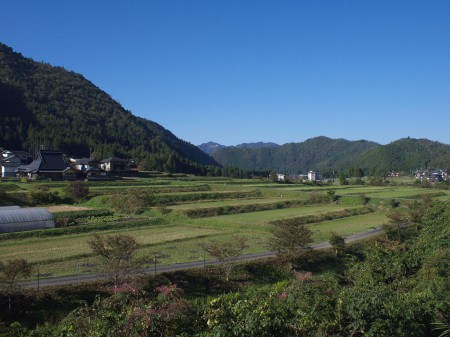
[355,137,450,172]
[211,136,380,174]
[0,43,219,173]
[211,136,450,175]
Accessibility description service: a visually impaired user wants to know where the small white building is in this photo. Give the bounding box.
[100,157,131,172]
[308,171,317,181]
[277,173,285,181]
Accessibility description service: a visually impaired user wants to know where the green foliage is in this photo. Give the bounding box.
[28,185,61,205]
[201,236,248,281]
[211,136,379,174]
[0,259,32,311]
[109,189,155,214]
[307,191,330,204]
[63,181,89,201]
[53,209,113,227]
[329,232,346,256]
[88,233,142,289]
[268,221,313,263]
[339,173,348,185]
[358,193,369,205]
[183,199,301,218]
[154,190,261,205]
[0,217,165,241]
[270,207,374,227]
[326,189,338,202]
[357,137,450,172]
[53,284,198,337]
[211,136,450,176]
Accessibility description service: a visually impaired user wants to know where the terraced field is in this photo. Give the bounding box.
[1,176,446,277]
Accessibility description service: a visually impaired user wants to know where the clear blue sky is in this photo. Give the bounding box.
[1,1,449,146]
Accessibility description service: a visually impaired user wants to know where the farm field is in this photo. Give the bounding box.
[1,176,448,277]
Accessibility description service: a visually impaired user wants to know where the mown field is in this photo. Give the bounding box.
[1,175,447,277]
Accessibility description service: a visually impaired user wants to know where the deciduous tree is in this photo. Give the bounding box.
[201,236,248,281]
[268,222,313,264]
[88,233,142,290]
[329,232,346,256]
[0,259,32,310]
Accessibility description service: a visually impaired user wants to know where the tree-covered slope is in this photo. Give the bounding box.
[211,136,380,174]
[0,43,219,172]
[355,138,450,172]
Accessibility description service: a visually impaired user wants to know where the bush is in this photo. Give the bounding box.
[28,185,61,205]
[307,191,329,204]
[155,190,262,205]
[270,207,373,227]
[183,200,302,218]
[110,189,155,214]
[63,181,89,201]
[53,209,113,227]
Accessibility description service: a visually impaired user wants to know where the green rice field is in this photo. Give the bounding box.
[1,176,447,277]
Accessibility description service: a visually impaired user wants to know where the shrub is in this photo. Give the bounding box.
[28,185,61,205]
[64,181,89,201]
[110,189,155,214]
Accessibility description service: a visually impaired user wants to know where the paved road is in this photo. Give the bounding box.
[23,227,383,289]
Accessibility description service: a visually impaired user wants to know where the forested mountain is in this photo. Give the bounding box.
[198,141,280,155]
[236,142,280,150]
[355,138,450,172]
[211,136,380,174]
[197,142,227,154]
[211,136,450,175]
[0,43,219,173]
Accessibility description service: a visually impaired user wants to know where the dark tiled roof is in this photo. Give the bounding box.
[22,150,71,172]
[39,151,71,171]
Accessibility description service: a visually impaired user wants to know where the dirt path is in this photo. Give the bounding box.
[45,205,90,212]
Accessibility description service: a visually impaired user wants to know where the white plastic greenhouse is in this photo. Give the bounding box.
[0,207,55,233]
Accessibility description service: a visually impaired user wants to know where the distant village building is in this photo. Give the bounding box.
[1,150,32,178]
[69,158,107,179]
[428,171,443,183]
[387,171,400,177]
[308,171,318,181]
[17,150,76,180]
[1,153,21,178]
[277,173,285,181]
[416,169,449,182]
[100,157,131,172]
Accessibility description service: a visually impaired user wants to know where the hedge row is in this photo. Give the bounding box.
[86,180,171,187]
[0,183,23,192]
[154,190,262,205]
[183,200,305,218]
[127,184,211,194]
[269,207,374,227]
[52,209,113,219]
[0,217,166,241]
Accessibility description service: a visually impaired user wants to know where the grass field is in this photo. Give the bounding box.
[1,176,447,277]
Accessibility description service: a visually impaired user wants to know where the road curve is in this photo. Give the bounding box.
[23,227,383,289]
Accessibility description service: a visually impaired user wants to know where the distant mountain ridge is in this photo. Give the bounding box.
[0,42,219,173]
[197,142,227,154]
[355,138,450,172]
[208,136,450,174]
[198,141,280,154]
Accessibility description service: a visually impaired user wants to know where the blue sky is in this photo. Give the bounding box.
[1,1,449,146]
